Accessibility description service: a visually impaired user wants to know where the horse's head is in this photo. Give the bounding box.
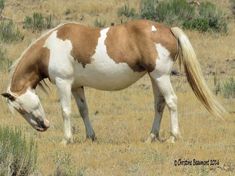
[1,88,50,132]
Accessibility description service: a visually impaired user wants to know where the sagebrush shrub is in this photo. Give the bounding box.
[140,0,159,20]
[222,78,235,98]
[138,0,227,33]
[53,152,78,176]
[0,48,12,71]
[0,20,22,42]
[94,18,106,28]
[183,2,227,32]
[23,12,53,31]
[231,0,235,16]
[118,4,137,18]
[0,127,37,176]
[0,0,4,13]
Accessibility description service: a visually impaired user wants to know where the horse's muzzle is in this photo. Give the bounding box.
[35,119,50,132]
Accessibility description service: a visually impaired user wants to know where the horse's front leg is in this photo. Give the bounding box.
[72,87,96,141]
[55,77,73,144]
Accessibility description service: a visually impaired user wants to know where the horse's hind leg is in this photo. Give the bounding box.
[72,87,96,141]
[149,74,182,143]
[146,78,166,143]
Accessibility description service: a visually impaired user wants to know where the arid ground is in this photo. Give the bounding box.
[0,0,234,175]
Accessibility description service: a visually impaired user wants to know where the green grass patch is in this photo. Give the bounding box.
[0,48,12,71]
[140,0,159,20]
[53,151,79,176]
[183,2,227,32]
[0,20,23,42]
[0,0,5,13]
[0,127,37,176]
[94,18,106,28]
[230,0,235,16]
[23,12,54,31]
[118,4,138,18]
[125,0,228,33]
[222,77,235,98]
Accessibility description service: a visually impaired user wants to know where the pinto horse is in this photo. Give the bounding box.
[1,20,225,144]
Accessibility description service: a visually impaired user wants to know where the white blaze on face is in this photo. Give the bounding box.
[8,88,49,130]
[17,89,40,113]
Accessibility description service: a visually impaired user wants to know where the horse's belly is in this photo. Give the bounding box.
[73,62,145,90]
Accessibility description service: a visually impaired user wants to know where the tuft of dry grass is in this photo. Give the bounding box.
[0,0,235,175]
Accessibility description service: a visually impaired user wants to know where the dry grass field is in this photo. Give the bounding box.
[0,0,235,175]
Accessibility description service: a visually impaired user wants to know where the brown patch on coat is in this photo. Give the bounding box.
[105,20,177,72]
[57,23,100,67]
[10,33,51,95]
[151,22,178,60]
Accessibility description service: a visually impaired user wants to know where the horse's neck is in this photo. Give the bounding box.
[10,55,49,94]
[10,36,50,95]
[10,63,41,94]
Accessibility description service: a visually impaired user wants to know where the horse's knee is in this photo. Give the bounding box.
[165,95,177,111]
[62,108,71,118]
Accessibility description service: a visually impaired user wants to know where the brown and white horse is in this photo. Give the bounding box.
[2,20,225,144]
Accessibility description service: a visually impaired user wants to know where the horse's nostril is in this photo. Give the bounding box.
[36,119,49,130]
[40,121,48,129]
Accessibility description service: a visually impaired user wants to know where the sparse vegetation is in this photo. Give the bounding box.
[183,2,228,32]
[118,4,137,18]
[0,0,5,14]
[230,0,235,16]
[214,75,235,98]
[139,0,228,32]
[222,77,235,98]
[140,0,159,20]
[94,18,106,28]
[53,152,78,176]
[0,127,37,176]
[0,20,22,42]
[23,12,54,31]
[0,48,11,71]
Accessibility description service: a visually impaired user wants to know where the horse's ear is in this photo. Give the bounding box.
[1,93,16,101]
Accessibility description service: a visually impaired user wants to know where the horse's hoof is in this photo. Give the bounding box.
[166,136,176,143]
[166,134,182,143]
[145,133,157,144]
[85,135,97,142]
[60,138,74,145]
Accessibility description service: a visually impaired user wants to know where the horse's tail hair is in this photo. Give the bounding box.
[171,27,226,118]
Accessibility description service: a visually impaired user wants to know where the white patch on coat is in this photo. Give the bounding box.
[73,28,146,90]
[152,25,157,32]
[44,31,74,82]
[150,43,173,78]
[8,88,47,124]
[149,43,180,139]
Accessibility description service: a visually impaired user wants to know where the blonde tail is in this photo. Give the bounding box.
[171,27,226,118]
